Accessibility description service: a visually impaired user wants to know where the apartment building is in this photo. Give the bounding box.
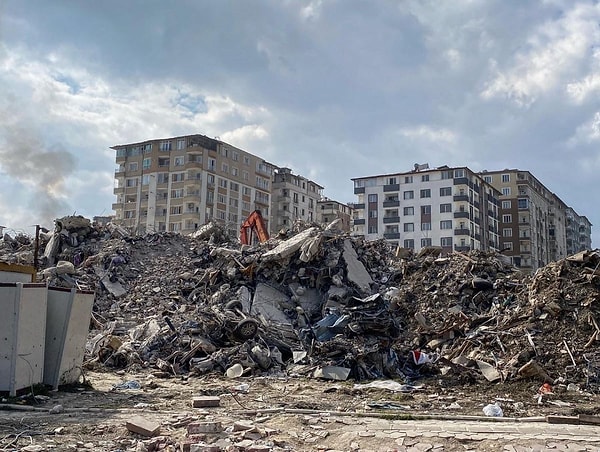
[317,198,353,232]
[481,169,572,270]
[112,134,276,237]
[271,168,323,234]
[566,207,592,255]
[351,165,501,254]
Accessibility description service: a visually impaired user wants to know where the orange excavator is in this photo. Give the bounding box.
[240,210,270,245]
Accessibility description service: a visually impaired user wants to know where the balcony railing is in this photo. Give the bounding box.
[383,216,400,224]
[383,200,400,208]
[383,232,400,240]
[454,228,470,236]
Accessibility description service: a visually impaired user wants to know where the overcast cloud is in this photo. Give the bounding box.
[0,0,598,242]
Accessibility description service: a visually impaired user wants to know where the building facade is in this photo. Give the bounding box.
[351,165,501,254]
[271,168,323,234]
[566,207,592,255]
[112,134,276,237]
[481,169,582,270]
[317,198,353,232]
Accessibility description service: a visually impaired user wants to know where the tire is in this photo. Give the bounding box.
[233,319,258,341]
[225,300,243,312]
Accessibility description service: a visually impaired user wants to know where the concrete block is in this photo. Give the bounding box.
[125,417,161,437]
[187,421,223,434]
[190,444,222,452]
[192,396,221,408]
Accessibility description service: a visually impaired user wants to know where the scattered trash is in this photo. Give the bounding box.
[482,403,503,417]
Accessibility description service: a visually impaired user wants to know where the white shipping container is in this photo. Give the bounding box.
[44,287,95,389]
[0,283,47,396]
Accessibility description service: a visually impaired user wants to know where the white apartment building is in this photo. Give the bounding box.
[352,165,501,253]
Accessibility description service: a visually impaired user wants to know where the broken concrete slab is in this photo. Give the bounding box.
[313,366,351,381]
[261,227,319,262]
[192,396,220,408]
[251,283,292,324]
[342,239,373,294]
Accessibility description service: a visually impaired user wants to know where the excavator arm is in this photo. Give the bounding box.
[240,210,269,245]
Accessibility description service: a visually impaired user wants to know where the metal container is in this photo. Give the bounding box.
[0,283,47,396]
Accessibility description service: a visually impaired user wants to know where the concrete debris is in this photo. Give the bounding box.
[2,214,600,389]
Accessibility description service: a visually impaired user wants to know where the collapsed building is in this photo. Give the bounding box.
[1,215,600,391]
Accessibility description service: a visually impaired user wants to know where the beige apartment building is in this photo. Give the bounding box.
[566,207,592,255]
[112,134,276,237]
[351,165,501,254]
[317,198,353,232]
[481,169,590,271]
[271,168,323,235]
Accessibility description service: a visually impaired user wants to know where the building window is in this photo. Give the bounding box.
[441,170,453,180]
[219,178,228,188]
[231,167,239,176]
[230,182,239,192]
[368,225,378,234]
[420,189,431,198]
[388,177,397,185]
[518,199,528,209]
[441,237,453,247]
[421,222,431,231]
[217,194,226,204]
[174,156,184,166]
[124,210,136,219]
[421,174,429,182]
[368,194,377,202]
[501,174,510,183]
[454,169,465,178]
[502,214,512,223]
[503,242,513,250]
[440,220,452,229]
[403,239,414,249]
[126,178,138,187]
[421,238,432,247]
[222,163,229,173]
[421,205,431,214]
[440,187,451,196]
[207,174,215,186]
[484,175,492,183]
[158,157,170,167]
[501,187,511,196]
[243,186,251,196]
[177,139,185,150]
[208,158,216,171]
[369,210,377,218]
[128,162,138,171]
[502,200,512,209]
[142,158,151,169]
[157,173,169,184]
[142,175,150,185]
[403,191,414,200]
[170,206,182,215]
[159,141,172,151]
[171,189,183,198]
[172,173,185,182]
[404,176,413,183]
[503,228,513,237]
[403,206,414,216]
[440,203,452,213]
[404,223,414,232]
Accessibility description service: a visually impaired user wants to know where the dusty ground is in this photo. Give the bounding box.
[1,368,599,451]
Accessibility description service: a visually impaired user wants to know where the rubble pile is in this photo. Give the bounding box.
[2,215,600,389]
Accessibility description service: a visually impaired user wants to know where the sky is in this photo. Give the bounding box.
[0,0,599,243]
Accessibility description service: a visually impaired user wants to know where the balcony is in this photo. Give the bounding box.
[383,216,400,224]
[453,195,469,202]
[474,217,481,225]
[354,187,365,194]
[454,228,470,236]
[383,200,400,208]
[353,203,365,210]
[111,203,122,210]
[383,232,400,240]
[383,184,400,192]
[474,233,481,241]
[454,211,469,219]
[353,219,365,225]
[115,169,126,178]
[453,177,469,185]
[454,245,470,252]
[114,187,125,195]
[474,201,480,209]
[185,160,202,169]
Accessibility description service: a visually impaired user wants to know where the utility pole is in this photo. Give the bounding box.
[34,224,40,270]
